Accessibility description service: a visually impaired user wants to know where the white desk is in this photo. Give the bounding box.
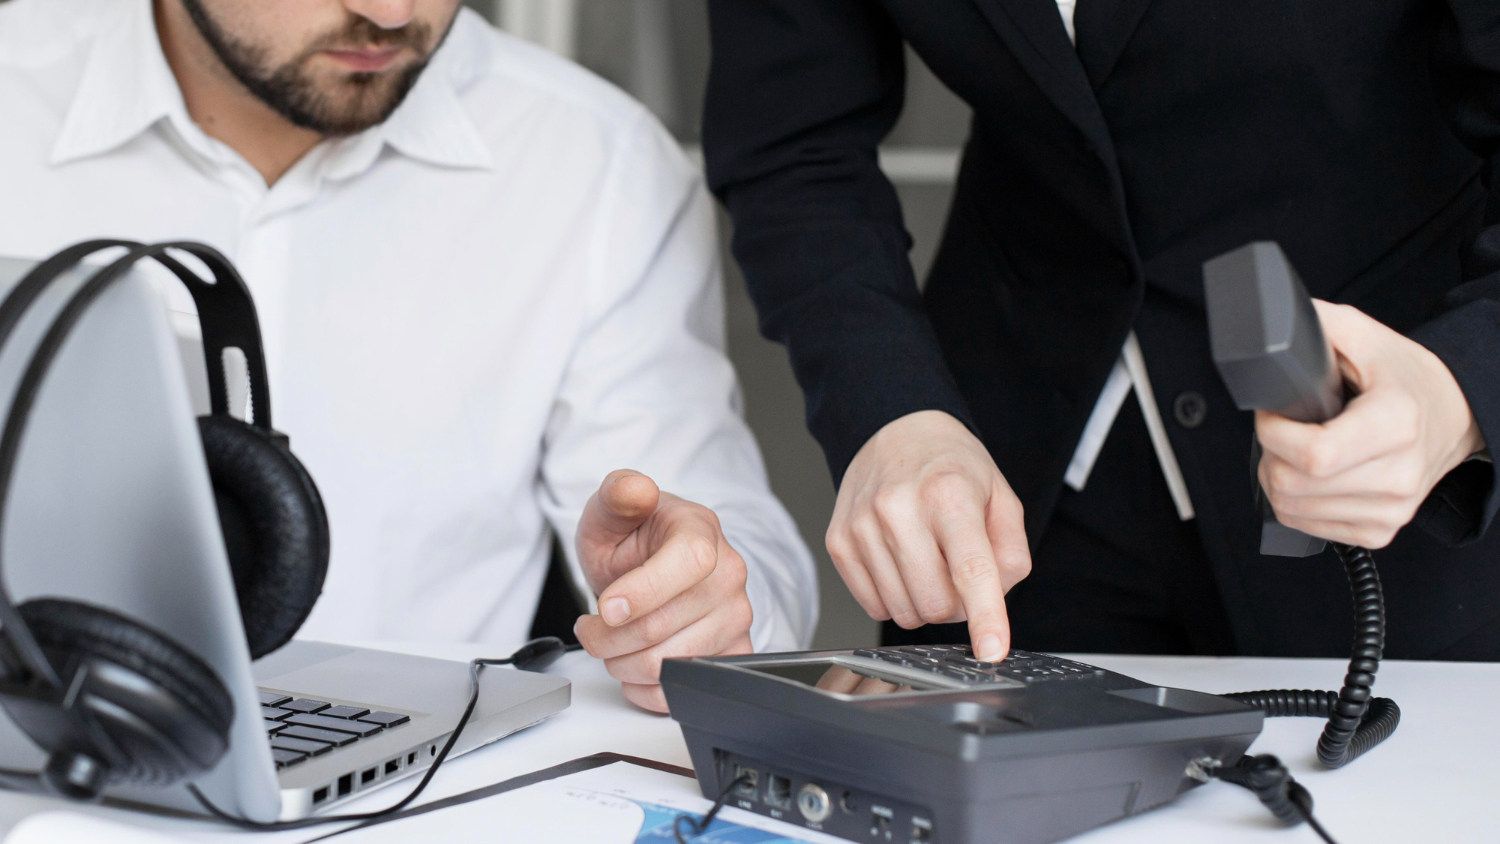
[0,645,1496,843]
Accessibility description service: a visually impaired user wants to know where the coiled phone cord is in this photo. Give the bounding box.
[1196,543,1401,843]
[1224,543,1401,768]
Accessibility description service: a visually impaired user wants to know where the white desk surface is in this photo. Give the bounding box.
[0,644,1495,843]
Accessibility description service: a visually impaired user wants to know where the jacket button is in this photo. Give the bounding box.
[1173,391,1207,429]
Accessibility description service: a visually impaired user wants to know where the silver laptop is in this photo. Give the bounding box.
[0,254,569,822]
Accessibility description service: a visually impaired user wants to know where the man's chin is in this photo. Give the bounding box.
[288,76,420,135]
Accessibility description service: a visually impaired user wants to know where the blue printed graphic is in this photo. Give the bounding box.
[631,799,806,844]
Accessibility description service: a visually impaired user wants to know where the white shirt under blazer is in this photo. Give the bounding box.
[0,0,818,652]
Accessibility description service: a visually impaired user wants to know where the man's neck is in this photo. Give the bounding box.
[154,0,323,186]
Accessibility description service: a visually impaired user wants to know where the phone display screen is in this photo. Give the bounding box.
[740,660,945,696]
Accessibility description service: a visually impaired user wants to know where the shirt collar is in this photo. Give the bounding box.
[49,1,188,166]
[374,11,495,172]
[50,2,495,173]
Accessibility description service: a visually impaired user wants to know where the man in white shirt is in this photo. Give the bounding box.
[0,0,819,711]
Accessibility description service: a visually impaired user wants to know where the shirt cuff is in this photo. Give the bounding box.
[720,510,819,653]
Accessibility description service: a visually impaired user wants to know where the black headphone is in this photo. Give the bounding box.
[0,240,329,800]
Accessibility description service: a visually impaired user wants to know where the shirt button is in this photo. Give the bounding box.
[1173,391,1207,429]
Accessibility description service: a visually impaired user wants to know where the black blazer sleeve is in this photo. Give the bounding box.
[703,0,976,484]
[1409,0,1500,544]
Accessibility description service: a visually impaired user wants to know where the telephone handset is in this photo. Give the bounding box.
[1204,241,1344,556]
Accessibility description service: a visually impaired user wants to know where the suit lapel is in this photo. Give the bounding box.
[966,0,1115,160]
[1074,0,1154,89]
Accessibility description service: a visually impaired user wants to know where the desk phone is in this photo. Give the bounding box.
[662,646,1261,844]
[665,242,1402,844]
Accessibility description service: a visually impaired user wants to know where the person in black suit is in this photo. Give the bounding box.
[703,0,1500,662]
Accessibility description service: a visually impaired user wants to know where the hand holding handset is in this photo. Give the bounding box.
[1203,242,1343,556]
[1201,242,1399,770]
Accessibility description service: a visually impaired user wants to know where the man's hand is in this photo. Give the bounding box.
[574,470,753,713]
[1257,300,1486,548]
[825,410,1031,662]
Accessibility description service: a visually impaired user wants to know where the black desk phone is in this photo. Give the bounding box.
[663,243,1400,844]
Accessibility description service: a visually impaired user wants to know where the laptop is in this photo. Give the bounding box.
[0,254,569,822]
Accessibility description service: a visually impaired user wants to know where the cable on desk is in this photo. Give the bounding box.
[673,771,753,843]
[1198,755,1337,844]
[0,769,40,793]
[188,637,573,832]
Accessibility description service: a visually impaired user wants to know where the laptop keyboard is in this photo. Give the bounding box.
[259,690,412,769]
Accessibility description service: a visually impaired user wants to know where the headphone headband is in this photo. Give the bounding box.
[0,241,273,686]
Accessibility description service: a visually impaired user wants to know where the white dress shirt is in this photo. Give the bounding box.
[0,0,818,652]
[1053,0,1195,520]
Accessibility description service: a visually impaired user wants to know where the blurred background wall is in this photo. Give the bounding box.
[468,0,973,648]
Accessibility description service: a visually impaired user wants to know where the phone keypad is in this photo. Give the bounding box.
[851,645,1105,685]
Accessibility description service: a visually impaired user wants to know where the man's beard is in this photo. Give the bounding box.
[180,0,445,136]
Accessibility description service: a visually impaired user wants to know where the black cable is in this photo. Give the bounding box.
[673,771,753,844]
[1203,755,1336,844]
[1224,544,1400,769]
[0,768,41,794]
[1303,807,1339,844]
[187,637,571,831]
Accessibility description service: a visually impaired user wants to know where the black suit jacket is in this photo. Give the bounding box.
[703,0,1500,659]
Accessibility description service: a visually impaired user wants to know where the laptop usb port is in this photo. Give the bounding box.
[385,759,401,775]
[361,767,378,785]
[312,787,330,805]
[337,773,353,797]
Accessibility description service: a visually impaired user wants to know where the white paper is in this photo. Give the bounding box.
[338,762,846,844]
[2,764,847,844]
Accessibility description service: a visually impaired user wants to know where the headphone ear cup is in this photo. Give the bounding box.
[198,415,329,660]
[15,598,234,787]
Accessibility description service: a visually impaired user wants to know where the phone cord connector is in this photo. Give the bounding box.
[1199,754,1336,843]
